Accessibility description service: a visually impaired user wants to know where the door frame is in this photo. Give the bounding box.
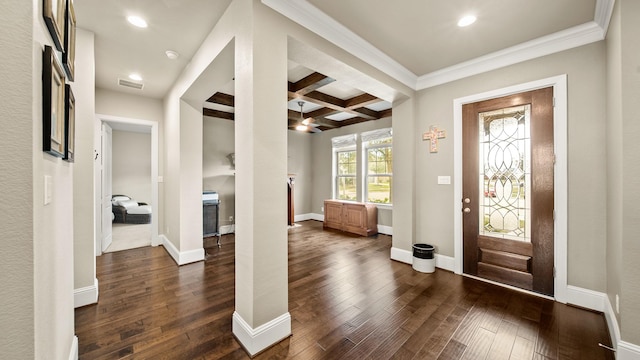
[452,75,567,303]
[94,114,160,256]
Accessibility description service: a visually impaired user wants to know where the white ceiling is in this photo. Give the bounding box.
[75,0,608,100]
[75,0,233,99]
[305,0,596,76]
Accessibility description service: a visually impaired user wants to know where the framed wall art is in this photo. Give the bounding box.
[43,45,67,158]
[64,84,75,162]
[43,0,67,51]
[63,0,76,80]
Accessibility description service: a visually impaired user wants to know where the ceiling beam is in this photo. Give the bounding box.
[379,108,392,119]
[344,93,380,109]
[206,92,234,107]
[288,72,335,95]
[203,108,234,120]
[288,90,378,120]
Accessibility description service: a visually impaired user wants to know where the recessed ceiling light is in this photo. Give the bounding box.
[165,50,180,60]
[127,15,148,28]
[457,15,477,27]
[129,73,143,81]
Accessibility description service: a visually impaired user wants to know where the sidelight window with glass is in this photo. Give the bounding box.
[362,128,392,205]
[478,105,531,242]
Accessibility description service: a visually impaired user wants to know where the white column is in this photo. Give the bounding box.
[232,1,290,355]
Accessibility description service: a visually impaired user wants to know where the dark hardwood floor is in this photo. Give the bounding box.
[75,220,614,359]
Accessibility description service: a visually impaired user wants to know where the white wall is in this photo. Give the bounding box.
[112,130,152,203]
[203,116,235,228]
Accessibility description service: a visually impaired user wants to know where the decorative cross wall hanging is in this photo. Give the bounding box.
[423,125,446,153]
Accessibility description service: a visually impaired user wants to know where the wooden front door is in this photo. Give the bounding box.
[462,87,555,296]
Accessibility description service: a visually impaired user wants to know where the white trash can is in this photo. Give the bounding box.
[412,244,435,273]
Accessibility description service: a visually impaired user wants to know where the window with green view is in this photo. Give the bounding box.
[365,138,392,204]
[336,150,357,201]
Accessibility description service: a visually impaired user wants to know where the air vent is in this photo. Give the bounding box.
[118,78,144,90]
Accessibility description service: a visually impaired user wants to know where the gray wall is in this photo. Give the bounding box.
[310,118,393,227]
[112,130,152,204]
[606,0,623,338]
[288,130,313,215]
[608,0,640,345]
[414,42,607,292]
[202,117,317,224]
[203,116,236,228]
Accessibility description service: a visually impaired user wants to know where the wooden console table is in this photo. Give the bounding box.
[323,200,378,236]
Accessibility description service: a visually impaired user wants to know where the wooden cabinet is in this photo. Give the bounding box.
[323,200,378,236]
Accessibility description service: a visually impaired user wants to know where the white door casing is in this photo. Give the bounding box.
[101,123,113,252]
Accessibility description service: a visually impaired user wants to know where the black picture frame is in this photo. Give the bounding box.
[63,0,76,81]
[43,0,66,52]
[42,45,67,158]
[64,84,75,162]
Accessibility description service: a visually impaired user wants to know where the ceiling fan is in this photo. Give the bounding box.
[296,101,322,133]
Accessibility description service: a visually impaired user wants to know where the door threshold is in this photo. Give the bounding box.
[462,273,555,301]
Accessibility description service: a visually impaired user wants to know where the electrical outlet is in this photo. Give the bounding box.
[616,294,620,314]
[321,206,324,212]
[229,215,233,222]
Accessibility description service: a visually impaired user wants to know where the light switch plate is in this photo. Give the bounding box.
[437,176,451,185]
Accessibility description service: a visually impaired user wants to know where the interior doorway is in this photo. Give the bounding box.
[95,114,159,256]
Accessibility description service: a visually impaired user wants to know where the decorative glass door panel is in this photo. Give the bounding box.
[478,105,531,242]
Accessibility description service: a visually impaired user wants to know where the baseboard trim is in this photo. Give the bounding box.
[220,224,235,235]
[618,341,640,360]
[232,311,292,357]
[160,234,205,266]
[68,335,78,360]
[390,247,412,264]
[304,213,324,222]
[377,224,392,236]
[294,213,315,222]
[435,254,455,272]
[74,278,98,308]
[604,294,621,352]
[566,285,606,312]
[603,294,640,360]
[390,247,454,272]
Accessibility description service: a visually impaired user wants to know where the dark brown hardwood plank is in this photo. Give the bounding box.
[510,336,535,360]
[74,220,613,360]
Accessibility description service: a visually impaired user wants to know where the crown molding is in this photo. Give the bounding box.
[263,0,615,91]
[595,0,616,37]
[416,21,605,89]
[262,0,417,89]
